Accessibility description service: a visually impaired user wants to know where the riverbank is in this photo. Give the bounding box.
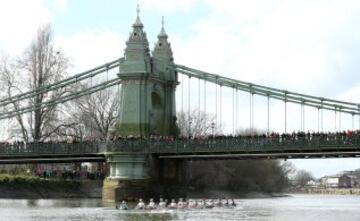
[186,189,289,199]
[0,174,102,199]
[0,174,290,200]
[290,187,360,195]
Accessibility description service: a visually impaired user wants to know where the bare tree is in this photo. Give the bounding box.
[0,25,70,142]
[294,169,314,187]
[59,86,120,141]
[177,110,220,137]
[0,55,28,141]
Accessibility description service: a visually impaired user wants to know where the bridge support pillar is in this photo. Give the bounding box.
[101,154,188,206]
[147,157,188,199]
[102,154,149,206]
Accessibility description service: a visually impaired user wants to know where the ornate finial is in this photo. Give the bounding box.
[137,4,140,17]
[158,16,167,38]
[133,4,143,27]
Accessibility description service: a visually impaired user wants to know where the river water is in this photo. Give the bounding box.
[0,194,359,221]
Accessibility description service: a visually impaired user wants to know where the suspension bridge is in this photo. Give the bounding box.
[0,7,359,202]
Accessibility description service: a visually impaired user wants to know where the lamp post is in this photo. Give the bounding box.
[189,120,192,139]
[211,122,215,138]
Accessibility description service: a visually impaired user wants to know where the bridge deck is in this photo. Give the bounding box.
[0,135,359,163]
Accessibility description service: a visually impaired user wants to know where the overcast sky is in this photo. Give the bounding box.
[0,0,360,177]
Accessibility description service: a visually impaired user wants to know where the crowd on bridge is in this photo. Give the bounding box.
[111,129,360,144]
[0,140,95,150]
[0,129,359,151]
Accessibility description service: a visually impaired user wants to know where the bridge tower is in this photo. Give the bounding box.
[103,7,179,205]
[116,9,177,137]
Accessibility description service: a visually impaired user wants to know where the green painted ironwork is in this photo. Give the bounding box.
[1,57,357,121]
[0,58,121,107]
[172,64,360,115]
[116,12,177,137]
[0,78,121,120]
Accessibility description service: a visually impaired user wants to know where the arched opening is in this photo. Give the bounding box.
[152,92,162,108]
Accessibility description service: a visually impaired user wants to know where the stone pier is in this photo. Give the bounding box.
[102,154,188,205]
[102,154,148,205]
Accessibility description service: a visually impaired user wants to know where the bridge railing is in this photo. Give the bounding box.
[0,133,359,157]
[107,134,360,154]
[0,142,99,156]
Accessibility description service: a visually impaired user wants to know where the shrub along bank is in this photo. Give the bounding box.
[0,174,102,199]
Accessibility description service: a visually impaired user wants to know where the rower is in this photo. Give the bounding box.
[197,199,205,208]
[188,199,196,208]
[147,198,157,210]
[117,200,128,210]
[220,199,227,206]
[177,198,185,209]
[136,198,145,210]
[225,199,229,206]
[158,198,166,209]
[214,198,221,207]
[230,199,237,207]
[205,199,214,208]
[182,199,188,208]
[168,199,177,209]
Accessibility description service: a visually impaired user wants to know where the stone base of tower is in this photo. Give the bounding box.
[101,154,189,206]
[102,178,149,206]
[102,154,149,206]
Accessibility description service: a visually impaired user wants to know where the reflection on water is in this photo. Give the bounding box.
[26,199,37,207]
[122,213,175,221]
[0,194,360,221]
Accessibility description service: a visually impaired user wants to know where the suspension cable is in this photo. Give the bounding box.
[251,93,255,134]
[0,78,120,120]
[215,78,218,130]
[90,75,93,139]
[285,93,287,133]
[174,64,360,115]
[300,102,302,131]
[220,84,223,131]
[339,109,342,131]
[321,100,324,132]
[188,76,191,135]
[75,74,80,139]
[106,64,109,82]
[232,87,235,135]
[0,59,120,107]
[249,87,254,134]
[304,104,306,131]
[267,95,270,134]
[198,78,201,120]
[358,106,360,130]
[249,92,252,132]
[235,88,238,134]
[317,107,320,133]
[301,101,305,131]
[181,74,184,113]
[334,107,337,132]
[203,80,206,114]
